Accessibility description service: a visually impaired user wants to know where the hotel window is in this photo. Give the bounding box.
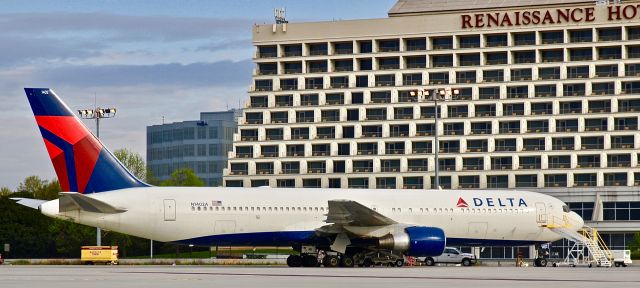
[280,78,298,90]
[308,43,327,56]
[523,138,545,151]
[456,70,476,83]
[597,27,621,41]
[430,176,451,189]
[485,33,507,47]
[569,29,592,43]
[411,141,432,154]
[499,121,520,134]
[283,44,302,57]
[540,30,564,44]
[230,163,248,175]
[286,145,305,157]
[301,93,319,106]
[275,95,293,107]
[567,66,589,79]
[608,154,631,167]
[439,140,460,153]
[531,102,553,115]
[405,38,426,51]
[330,76,348,89]
[485,51,507,65]
[378,57,400,70]
[458,53,480,66]
[548,155,571,168]
[563,83,586,96]
[540,49,563,63]
[398,90,418,103]
[463,157,484,171]
[467,139,487,152]
[479,87,500,99]
[403,73,422,86]
[416,124,435,136]
[277,179,295,188]
[390,124,410,137]
[456,87,473,100]
[370,91,391,103]
[358,40,372,53]
[614,117,638,131]
[265,128,284,140]
[628,26,640,40]
[333,42,353,55]
[574,173,597,187]
[459,176,480,189]
[516,175,538,188]
[302,178,321,188]
[250,96,268,108]
[520,156,542,169]
[545,174,567,187]
[438,158,456,171]
[577,154,599,168]
[333,59,353,72]
[307,161,326,173]
[447,106,468,118]
[487,175,509,188]
[353,160,373,173]
[258,45,277,58]
[595,64,618,77]
[355,76,369,88]
[494,139,516,151]
[375,74,395,87]
[556,119,578,132]
[394,107,413,120]
[581,136,605,150]
[619,99,640,112]
[458,35,480,48]
[316,127,335,139]
[240,129,258,141]
[503,103,524,115]
[598,46,621,60]
[534,85,556,97]
[625,64,640,77]
[257,63,277,75]
[408,158,429,171]
[507,86,528,99]
[405,55,426,69]
[429,72,449,84]
[431,54,453,67]
[289,128,309,141]
[569,48,592,61]
[560,101,582,114]
[328,178,341,188]
[245,112,263,124]
[592,82,614,95]
[307,60,327,73]
[261,145,279,158]
[470,122,492,134]
[605,173,627,187]
[432,36,453,50]
[513,32,536,45]
[627,46,640,59]
[321,109,340,122]
[420,106,438,119]
[538,67,560,80]
[513,50,536,64]
[377,39,399,52]
[326,93,344,105]
[511,68,532,81]
[282,162,300,174]
[475,104,496,117]
[483,70,503,82]
[362,125,383,137]
[251,179,269,187]
[377,177,397,189]
[358,58,372,71]
[254,79,272,91]
[551,137,574,151]
[603,202,640,221]
[386,142,405,155]
[587,100,611,113]
[444,123,464,136]
[611,135,635,149]
[404,177,424,189]
[337,143,350,156]
[255,162,274,175]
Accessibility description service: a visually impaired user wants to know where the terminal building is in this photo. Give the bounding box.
[224,0,640,255]
[147,110,238,186]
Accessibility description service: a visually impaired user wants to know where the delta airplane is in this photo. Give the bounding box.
[14,88,584,267]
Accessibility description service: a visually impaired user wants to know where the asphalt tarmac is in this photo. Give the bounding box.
[1,265,639,288]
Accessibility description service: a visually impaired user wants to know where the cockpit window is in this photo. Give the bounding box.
[562,205,570,213]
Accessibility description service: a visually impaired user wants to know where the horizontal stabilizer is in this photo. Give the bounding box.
[59,192,126,214]
[11,198,47,210]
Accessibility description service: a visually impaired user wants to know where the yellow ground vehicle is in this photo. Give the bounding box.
[81,246,118,265]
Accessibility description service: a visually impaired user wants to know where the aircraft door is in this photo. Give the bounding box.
[535,202,547,224]
[164,199,176,221]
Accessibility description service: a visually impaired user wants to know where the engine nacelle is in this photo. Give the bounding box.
[378,226,445,257]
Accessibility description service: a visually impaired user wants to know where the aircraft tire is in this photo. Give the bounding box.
[302,255,318,267]
[340,256,354,267]
[287,255,302,267]
[323,255,340,267]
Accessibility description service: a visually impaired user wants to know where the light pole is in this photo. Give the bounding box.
[410,87,459,189]
[78,107,117,246]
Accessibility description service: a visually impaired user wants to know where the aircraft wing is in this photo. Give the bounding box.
[59,192,127,214]
[325,199,397,226]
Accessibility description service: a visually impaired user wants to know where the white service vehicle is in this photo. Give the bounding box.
[612,250,632,267]
[422,247,477,266]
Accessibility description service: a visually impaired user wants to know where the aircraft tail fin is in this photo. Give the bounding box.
[24,88,148,194]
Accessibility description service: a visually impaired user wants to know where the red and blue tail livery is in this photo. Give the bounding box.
[24,88,148,193]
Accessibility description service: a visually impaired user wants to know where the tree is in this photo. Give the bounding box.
[113,148,147,181]
[161,169,204,187]
[17,175,45,195]
[630,232,640,259]
[0,187,11,197]
[16,176,60,200]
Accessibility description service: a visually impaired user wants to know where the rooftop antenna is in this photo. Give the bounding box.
[275,8,288,24]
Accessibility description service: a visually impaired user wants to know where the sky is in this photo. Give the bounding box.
[0,0,397,189]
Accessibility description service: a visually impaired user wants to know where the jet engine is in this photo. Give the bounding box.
[378,226,445,257]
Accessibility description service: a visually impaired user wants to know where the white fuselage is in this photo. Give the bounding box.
[39,187,583,246]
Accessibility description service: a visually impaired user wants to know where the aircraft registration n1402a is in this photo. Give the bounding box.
[14,88,585,267]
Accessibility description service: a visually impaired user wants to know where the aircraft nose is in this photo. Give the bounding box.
[570,211,584,230]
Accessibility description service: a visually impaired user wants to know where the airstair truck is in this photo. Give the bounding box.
[81,246,119,265]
